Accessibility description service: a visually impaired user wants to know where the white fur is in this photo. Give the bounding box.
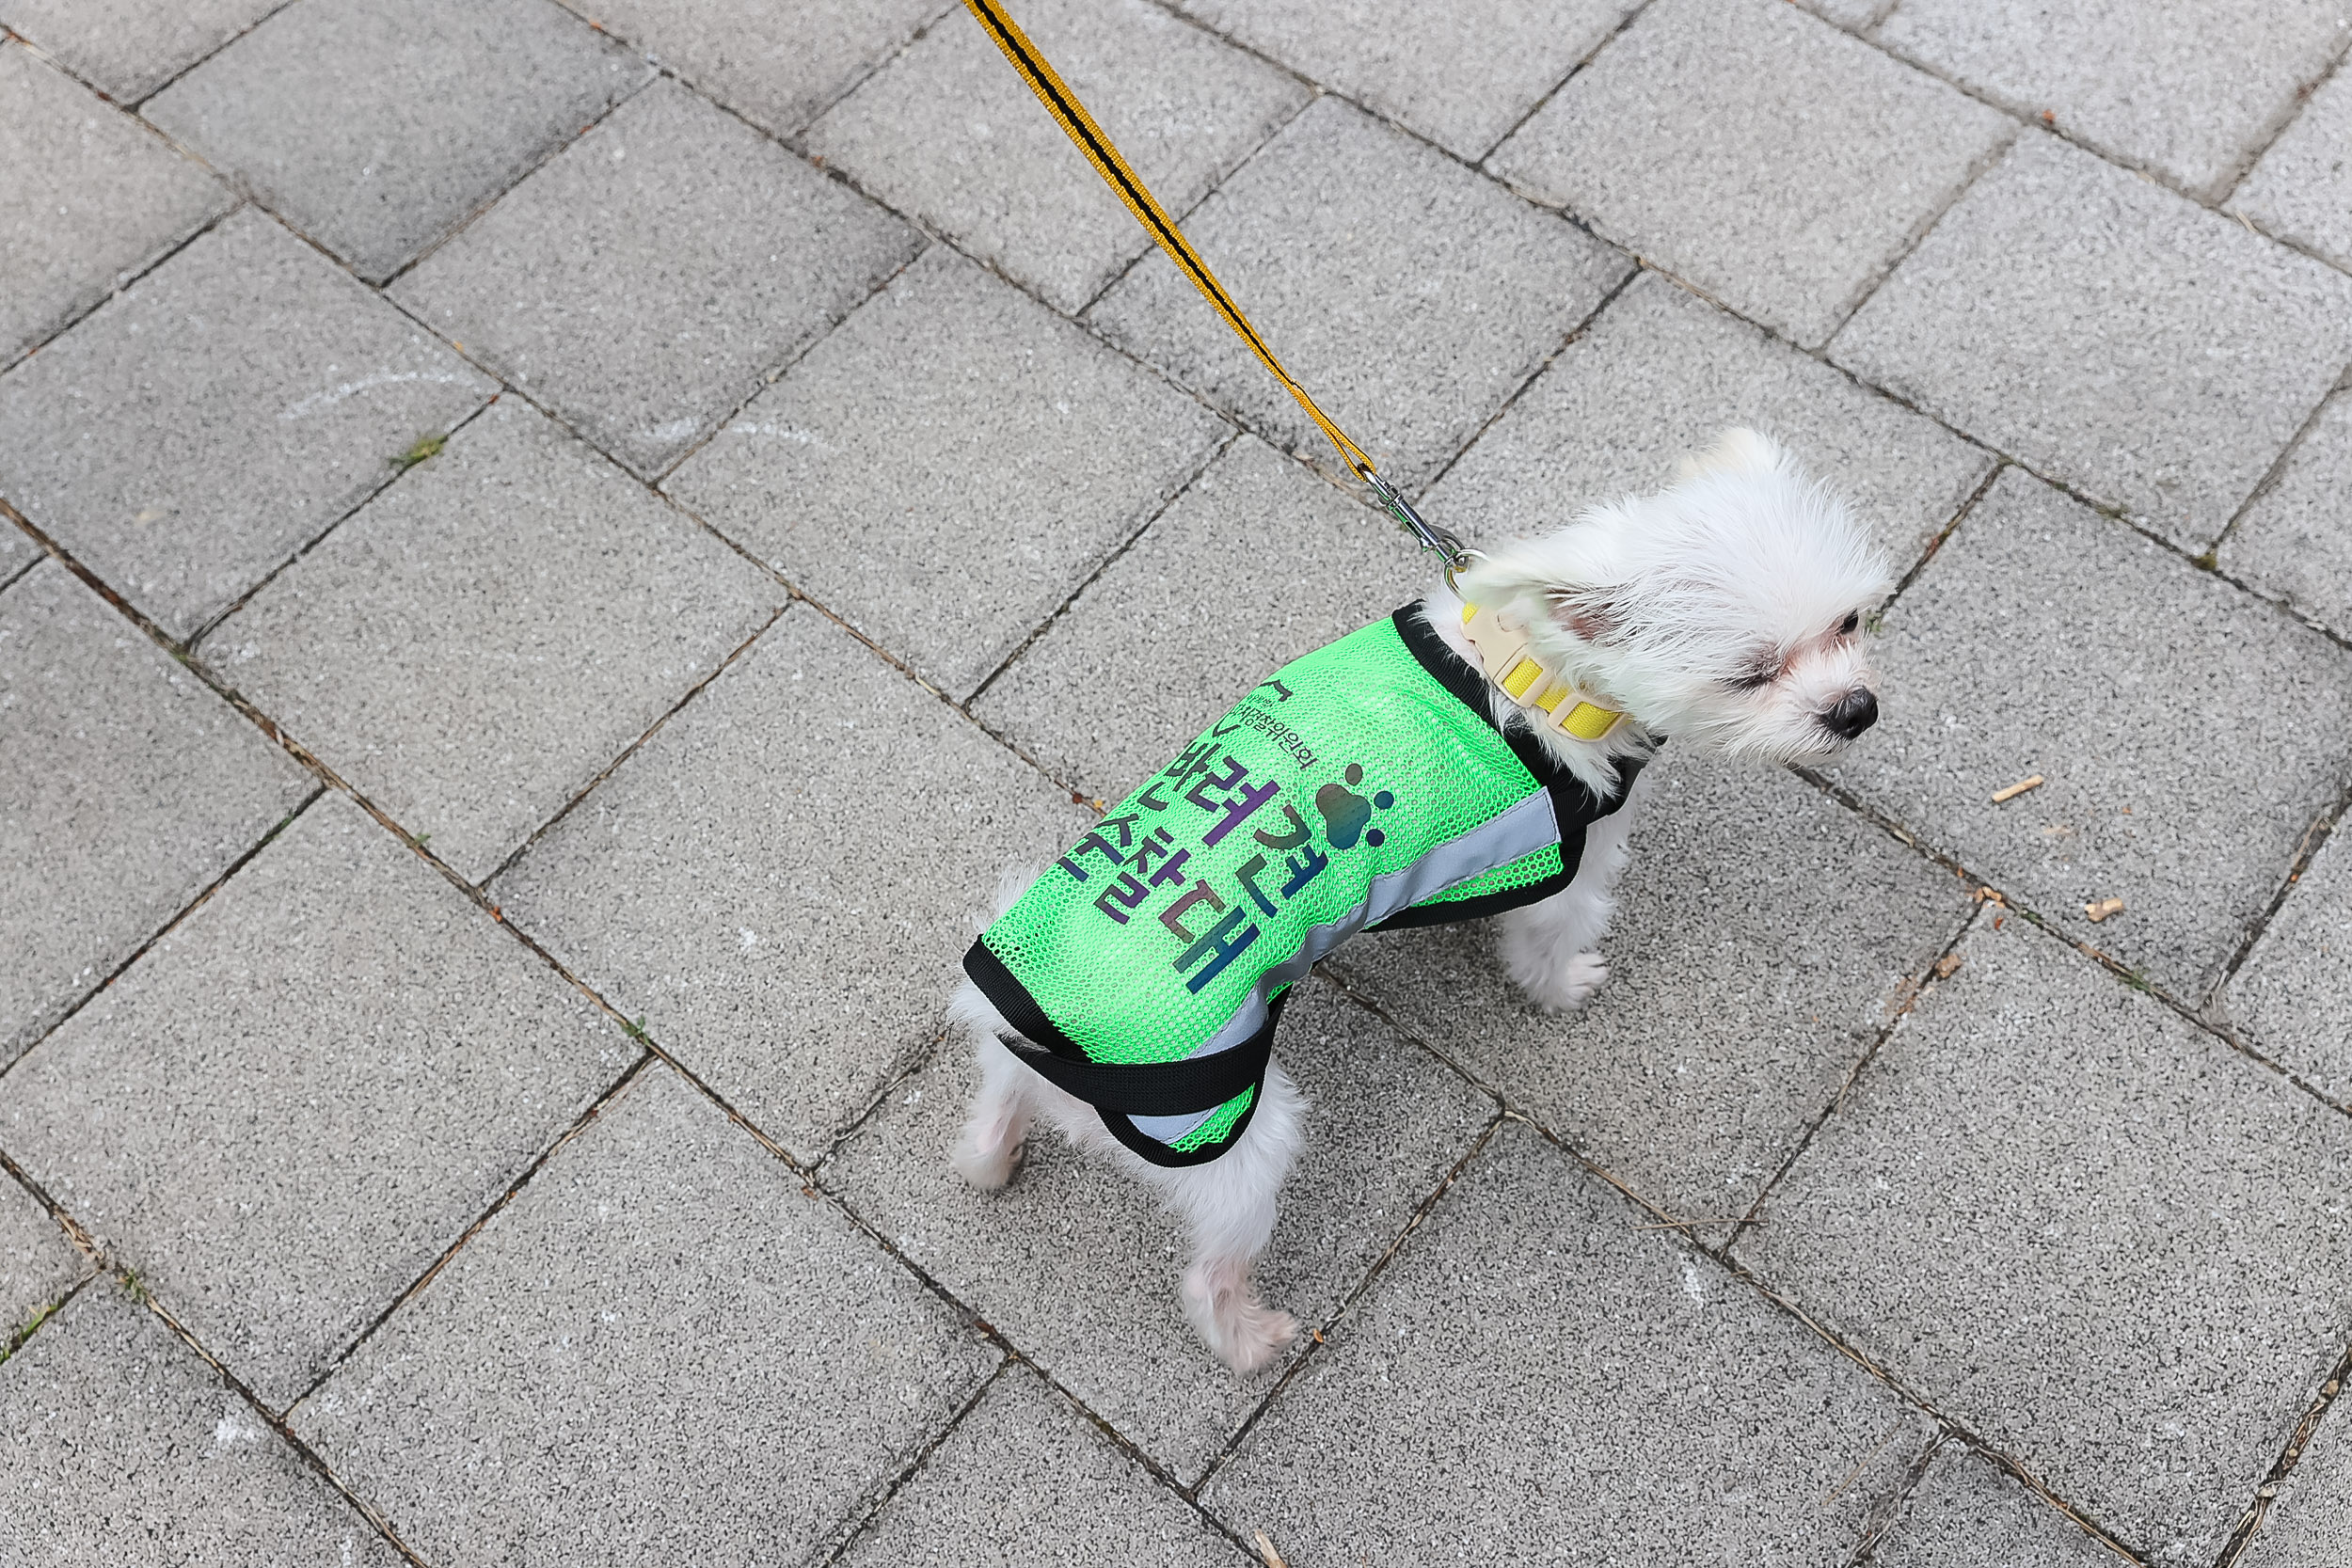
[946,429,1890,1370]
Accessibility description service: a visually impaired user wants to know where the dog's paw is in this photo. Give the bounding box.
[1517,949,1609,1013]
[1183,1259,1300,1373]
[949,1117,1024,1190]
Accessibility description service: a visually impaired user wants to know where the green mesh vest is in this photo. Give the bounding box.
[964,605,1645,1166]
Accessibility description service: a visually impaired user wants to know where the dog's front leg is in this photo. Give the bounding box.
[1499,792,1642,1011]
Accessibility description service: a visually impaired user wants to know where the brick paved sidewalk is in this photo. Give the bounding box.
[4,1,2351,1563]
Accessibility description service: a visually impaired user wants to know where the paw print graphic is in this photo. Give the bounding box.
[1314,764,1396,850]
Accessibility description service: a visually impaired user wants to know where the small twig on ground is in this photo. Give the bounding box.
[1991,774,2044,803]
[1819,1418,1909,1508]
[1631,1216,1764,1231]
[1254,1529,1290,1568]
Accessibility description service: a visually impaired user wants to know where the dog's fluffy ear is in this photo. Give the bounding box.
[1545,585,1621,644]
[1675,426,1788,483]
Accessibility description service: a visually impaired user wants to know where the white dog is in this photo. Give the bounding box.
[946,429,1892,1370]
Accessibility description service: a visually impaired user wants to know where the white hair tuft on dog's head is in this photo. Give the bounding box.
[1453,428,1895,768]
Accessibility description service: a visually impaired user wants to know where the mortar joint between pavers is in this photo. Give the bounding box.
[373,69,664,292]
[478,601,792,888]
[1191,1110,1510,1493]
[183,391,504,655]
[2204,775,2352,1038]
[0,1146,101,1273]
[0,192,244,378]
[0,716,326,1089]
[807,1025,958,1180]
[0,1270,91,1370]
[1714,1250,2154,1564]
[109,1274,434,1566]
[1821,117,2023,352]
[2212,26,2352,213]
[2202,379,2352,565]
[646,230,933,486]
[1470,0,1663,169]
[1411,256,1644,502]
[283,1048,657,1417]
[1783,759,2352,1125]
[1720,896,1987,1262]
[963,426,1242,707]
[1843,1428,1958,1567]
[2213,1338,2352,1567]
[1829,15,2322,215]
[1881,459,2008,612]
[813,1357,1014,1565]
[1312,961,1510,1113]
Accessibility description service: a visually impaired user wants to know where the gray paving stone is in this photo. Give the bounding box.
[2244,1391,2352,1568]
[1797,0,1892,29]
[806,0,1305,315]
[0,1180,87,1345]
[2228,829,2352,1108]
[1168,0,1633,161]
[0,208,495,639]
[1739,915,2352,1567]
[1490,0,2010,348]
[827,977,1492,1483]
[294,1062,996,1568]
[572,0,949,140]
[2222,390,2352,642]
[1878,0,2350,200]
[0,795,635,1409]
[207,400,783,883]
[2232,66,2352,273]
[144,0,648,282]
[491,609,1087,1160]
[1327,747,1970,1248]
[0,1287,401,1565]
[975,436,1428,800]
[0,522,32,583]
[392,80,920,480]
[0,562,312,1061]
[1424,270,1996,576]
[1872,1447,2122,1568]
[1832,132,2352,552]
[841,1365,1251,1568]
[1824,468,2352,999]
[1089,95,1628,489]
[1200,1121,1933,1563]
[4,0,279,103]
[668,248,1230,699]
[0,40,230,365]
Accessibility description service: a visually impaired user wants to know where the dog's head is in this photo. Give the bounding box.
[1452,428,1892,764]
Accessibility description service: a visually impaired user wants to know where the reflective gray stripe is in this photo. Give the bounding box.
[1121,789,1563,1147]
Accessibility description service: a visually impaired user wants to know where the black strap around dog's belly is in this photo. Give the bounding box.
[997,1031,1274,1117]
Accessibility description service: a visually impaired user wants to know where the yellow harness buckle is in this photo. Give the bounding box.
[1460,603,1627,741]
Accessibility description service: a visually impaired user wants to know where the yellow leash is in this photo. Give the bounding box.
[961,0,1465,578]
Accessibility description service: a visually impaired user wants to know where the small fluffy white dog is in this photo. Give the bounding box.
[946,429,1892,1370]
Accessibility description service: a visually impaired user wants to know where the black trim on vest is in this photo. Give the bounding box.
[962,940,1280,1168]
[1387,603,1650,917]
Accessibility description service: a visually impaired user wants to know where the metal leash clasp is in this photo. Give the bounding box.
[1360,467,1470,593]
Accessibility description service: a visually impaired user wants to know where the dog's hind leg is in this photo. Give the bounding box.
[946,979,1036,1190]
[1499,784,1643,1011]
[1152,1059,1307,1372]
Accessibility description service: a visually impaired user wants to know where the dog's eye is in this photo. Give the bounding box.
[1727,668,1775,691]
[1837,610,1860,636]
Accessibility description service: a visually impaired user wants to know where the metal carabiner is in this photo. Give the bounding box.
[1360,467,1472,594]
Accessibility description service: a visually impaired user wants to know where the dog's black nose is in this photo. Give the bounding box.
[1824,689,1879,738]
